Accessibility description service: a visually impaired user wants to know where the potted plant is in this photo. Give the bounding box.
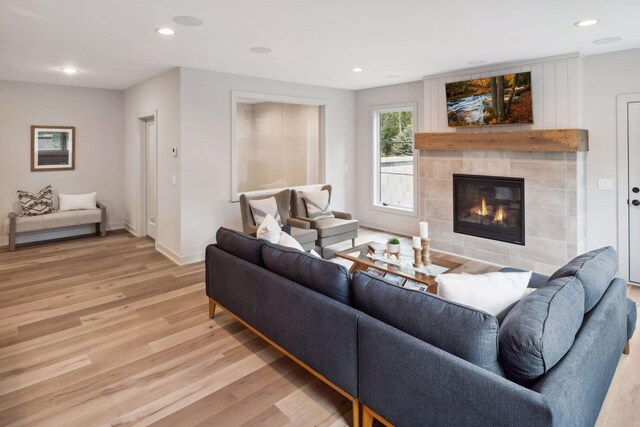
[387,237,400,257]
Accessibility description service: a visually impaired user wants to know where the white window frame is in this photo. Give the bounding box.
[230,90,327,202]
[371,102,418,217]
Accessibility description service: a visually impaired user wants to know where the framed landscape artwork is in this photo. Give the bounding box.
[445,71,533,127]
[31,126,75,171]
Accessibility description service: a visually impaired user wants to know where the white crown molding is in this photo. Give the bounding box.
[423,52,583,80]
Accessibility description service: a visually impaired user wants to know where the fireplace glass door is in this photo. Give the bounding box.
[453,174,525,245]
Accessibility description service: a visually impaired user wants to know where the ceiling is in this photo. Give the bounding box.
[1,0,639,91]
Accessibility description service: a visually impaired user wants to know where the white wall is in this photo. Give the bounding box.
[123,68,181,260]
[179,67,356,263]
[584,48,640,251]
[354,81,424,235]
[0,80,124,245]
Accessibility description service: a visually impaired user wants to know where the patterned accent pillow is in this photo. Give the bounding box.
[18,185,54,216]
[249,197,283,227]
[303,190,334,220]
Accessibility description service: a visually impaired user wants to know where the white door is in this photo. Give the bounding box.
[629,102,640,284]
[146,120,157,240]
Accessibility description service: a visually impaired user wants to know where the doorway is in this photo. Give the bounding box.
[142,117,157,240]
[618,95,640,285]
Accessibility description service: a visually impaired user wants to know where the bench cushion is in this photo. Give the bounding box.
[315,218,359,238]
[4,208,102,233]
[289,226,317,245]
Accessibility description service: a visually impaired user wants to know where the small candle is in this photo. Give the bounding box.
[419,221,429,239]
[413,236,422,249]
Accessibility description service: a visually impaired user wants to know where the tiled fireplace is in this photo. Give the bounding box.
[420,151,586,275]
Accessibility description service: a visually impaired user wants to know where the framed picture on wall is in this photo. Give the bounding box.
[31,126,75,171]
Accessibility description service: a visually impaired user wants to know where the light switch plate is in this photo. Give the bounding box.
[598,178,613,191]
[172,175,177,186]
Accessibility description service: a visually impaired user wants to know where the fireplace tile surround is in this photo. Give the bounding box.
[419,151,587,275]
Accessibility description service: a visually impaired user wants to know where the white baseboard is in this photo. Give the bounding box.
[125,222,139,236]
[180,252,204,265]
[358,220,417,239]
[109,222,125,231]
[155,241,182,265]
[155,242,204,266]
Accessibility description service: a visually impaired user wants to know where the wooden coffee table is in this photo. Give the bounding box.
[335,242,462,294]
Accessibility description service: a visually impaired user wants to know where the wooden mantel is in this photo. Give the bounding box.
[414,128,588,152]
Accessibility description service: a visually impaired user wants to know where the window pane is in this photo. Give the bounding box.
[237,101,320,194]
[377,110,414,210]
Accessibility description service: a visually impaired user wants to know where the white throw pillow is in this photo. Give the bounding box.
[249,197,282,227]
[436,271,532,317]
[256,214,281,243]
[277,231,305,252]
[58,192,97,211]
[309,249,322,258]
[303,190,334,220]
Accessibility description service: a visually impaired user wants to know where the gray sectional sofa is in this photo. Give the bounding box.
[205,227,637,427]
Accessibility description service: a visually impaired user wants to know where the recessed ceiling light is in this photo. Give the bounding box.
[249,46,272,54]
[385,75,400,79]
[467,60,488,66]
[593,36,622,44]
[60,67,79,74]
[352,67,363,73]
[574,18,599,27]
[155,27,175,36]
[172,16,204,26]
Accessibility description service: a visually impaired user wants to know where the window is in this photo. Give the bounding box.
[373,105,416,214]
[231,92,325,201]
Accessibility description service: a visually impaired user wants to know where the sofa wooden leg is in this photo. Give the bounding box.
[624,340,630,355]
[362,405,373,427]
[362,405,393,427]
[352,238,356,248]
[208,299,216,319]
[352,400,360,427]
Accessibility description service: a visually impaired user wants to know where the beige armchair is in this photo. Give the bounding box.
[239,189,318,251]
[291,185,359,257]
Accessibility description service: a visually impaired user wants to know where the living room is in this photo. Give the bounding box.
[1,1,640,426]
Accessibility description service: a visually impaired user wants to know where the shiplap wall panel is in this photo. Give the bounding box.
[543,62,556,128]
[423,56,582,132]
[567,58,580,127]
[423,78,432,132]
[555,60,569,128]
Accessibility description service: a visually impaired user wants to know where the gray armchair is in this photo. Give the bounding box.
[239,189,318,251]
[291,185,359,257]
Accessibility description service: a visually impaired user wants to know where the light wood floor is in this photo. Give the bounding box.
[0,230,638,426]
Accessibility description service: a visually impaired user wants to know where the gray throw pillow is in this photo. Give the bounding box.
[303,190,334,220]
[549,246,617,313]
[249,197,283,227]
[499,276,585,385]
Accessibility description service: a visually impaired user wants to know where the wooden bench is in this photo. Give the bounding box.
[5,203,107,251]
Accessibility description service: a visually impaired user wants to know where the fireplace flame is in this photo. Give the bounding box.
[477,197,488,216]
[494,206,506,222]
